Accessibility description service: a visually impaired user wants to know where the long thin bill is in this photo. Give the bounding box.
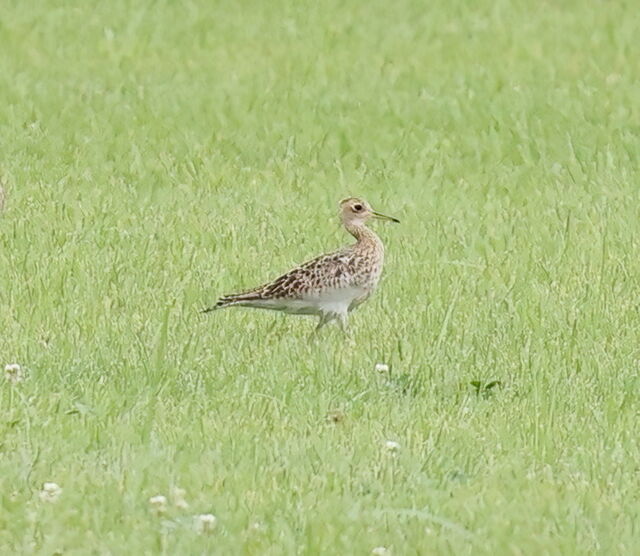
[372,211,400,223]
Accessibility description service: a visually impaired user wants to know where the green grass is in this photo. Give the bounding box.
[1,0,640,553]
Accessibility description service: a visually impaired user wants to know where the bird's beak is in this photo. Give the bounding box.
[372,210,400,223]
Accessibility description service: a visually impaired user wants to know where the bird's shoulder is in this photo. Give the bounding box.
[299,246,355,271]
[261,246,357,299]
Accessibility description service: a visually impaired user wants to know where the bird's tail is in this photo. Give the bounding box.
[201,291,263,313]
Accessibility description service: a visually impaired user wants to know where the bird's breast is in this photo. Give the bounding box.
[304,286,368,315]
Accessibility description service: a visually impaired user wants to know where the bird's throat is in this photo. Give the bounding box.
[346,223,383,252]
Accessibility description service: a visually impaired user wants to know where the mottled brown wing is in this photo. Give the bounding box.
[203,248,356,312]
[260,248,355,299]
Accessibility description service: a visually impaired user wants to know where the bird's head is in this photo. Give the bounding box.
[339,197,399,227]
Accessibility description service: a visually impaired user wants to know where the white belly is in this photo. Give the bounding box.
[305,286,368,316]
[238,286,371,316]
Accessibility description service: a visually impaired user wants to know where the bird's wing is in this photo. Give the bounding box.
[203,248,356,312]
[258,248,356,299]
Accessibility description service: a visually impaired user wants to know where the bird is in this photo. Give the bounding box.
[202,197,399,332]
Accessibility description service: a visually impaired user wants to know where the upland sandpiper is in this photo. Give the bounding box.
[203,197,399,331]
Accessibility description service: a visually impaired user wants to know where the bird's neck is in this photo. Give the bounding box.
[346,222,383,251]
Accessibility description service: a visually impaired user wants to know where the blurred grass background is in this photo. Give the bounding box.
[1,0,639,553]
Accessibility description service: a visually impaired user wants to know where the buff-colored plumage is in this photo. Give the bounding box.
[203,197,399,331]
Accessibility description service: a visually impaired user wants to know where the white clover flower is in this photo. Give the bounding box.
[384,440,400,453]
[249,521,266,532]
[195,513,217,534]
[372,547,390,555]
[149,495,168,513]
[39,482,62,503]
[4,363,24,384]
[171,487,189,509]
[374,363,389,373]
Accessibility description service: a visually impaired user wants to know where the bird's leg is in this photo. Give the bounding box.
[316,313,332,331]
[337,313,350,336]
[337,314,355,345]
[308,313,331,342]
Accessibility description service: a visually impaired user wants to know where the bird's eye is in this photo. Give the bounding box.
[353,204,363,211]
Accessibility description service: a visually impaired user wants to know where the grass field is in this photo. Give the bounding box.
[2,0,640,553]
